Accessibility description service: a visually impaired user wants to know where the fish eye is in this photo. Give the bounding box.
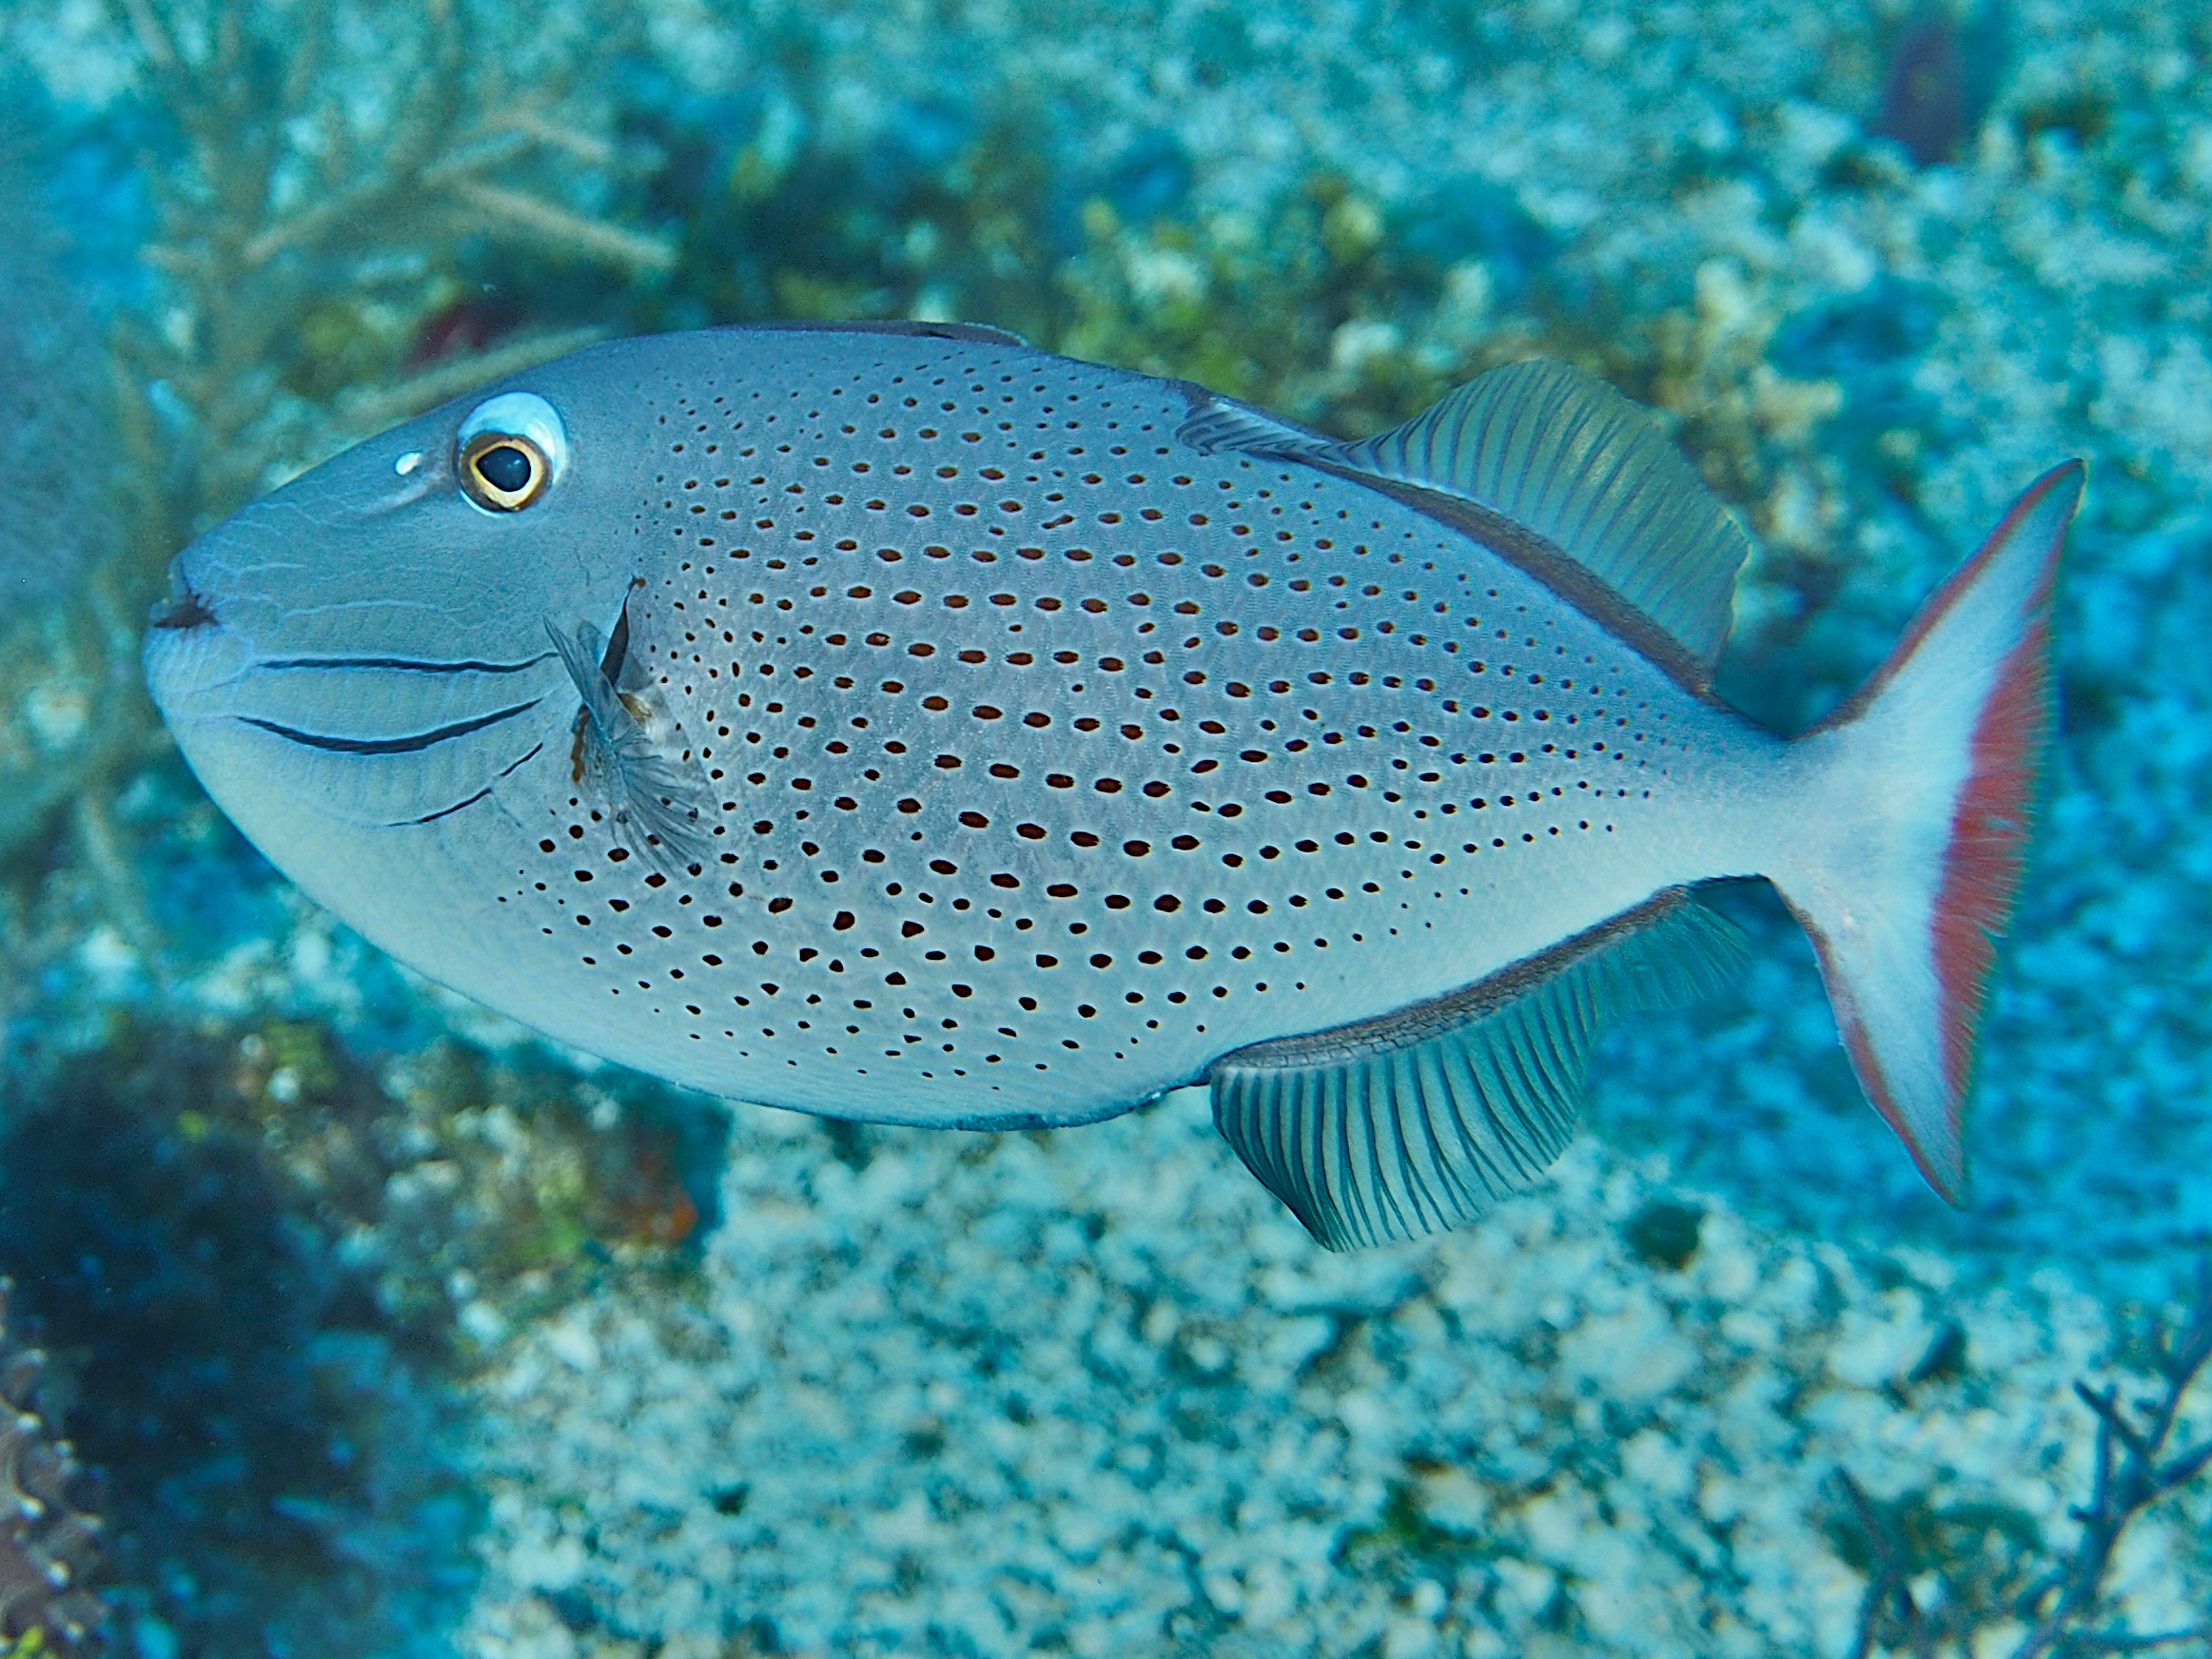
[456,391,568,512]
[460,432,549,509]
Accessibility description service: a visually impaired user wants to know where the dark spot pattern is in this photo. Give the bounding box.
[486,332,1732,1124]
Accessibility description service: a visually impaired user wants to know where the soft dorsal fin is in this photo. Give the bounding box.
[1336,361,1749,668]
[1207,888,1748,1250]
[1178,361,1751,672]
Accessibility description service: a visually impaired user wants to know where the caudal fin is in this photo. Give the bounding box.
[1771,462,2083,1201]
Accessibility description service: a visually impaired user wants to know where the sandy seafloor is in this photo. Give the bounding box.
[5,0,2212,1655]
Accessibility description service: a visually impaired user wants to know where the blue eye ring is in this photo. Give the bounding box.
[457,390,568,511]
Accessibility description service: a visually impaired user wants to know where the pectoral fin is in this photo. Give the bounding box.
[545,615,719,875]
[1208,888,1748,1250]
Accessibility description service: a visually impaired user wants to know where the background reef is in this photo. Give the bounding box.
[0,0,2208,1655]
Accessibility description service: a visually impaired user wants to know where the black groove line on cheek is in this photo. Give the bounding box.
[409,785,496,825]
[393,741,546,826]
[255,653,555,675]
[242,696,542,754]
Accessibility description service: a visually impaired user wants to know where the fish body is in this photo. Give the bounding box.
[146,322,2081,1248]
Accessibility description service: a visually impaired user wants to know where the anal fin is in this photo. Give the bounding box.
[1208,888,1748,1251]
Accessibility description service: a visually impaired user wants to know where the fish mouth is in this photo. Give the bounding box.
[149,556,216,632]
[143,546,251,717]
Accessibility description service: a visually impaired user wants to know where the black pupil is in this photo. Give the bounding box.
[477,443,534,494]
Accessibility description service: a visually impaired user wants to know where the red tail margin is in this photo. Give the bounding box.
[1908,465,2075,1104]
[1796,460,2082,1202]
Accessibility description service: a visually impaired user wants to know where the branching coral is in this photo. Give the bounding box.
[1835,1260,2212,1659]
[0,1280,103,1653]
[2011,1263,2212,1659]
[111,0,669,533]
[0,0,671,1007]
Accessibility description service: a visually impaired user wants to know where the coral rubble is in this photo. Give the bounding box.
[452,1114,2212,1659]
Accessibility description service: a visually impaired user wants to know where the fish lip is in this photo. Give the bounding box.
[148,557,216,632]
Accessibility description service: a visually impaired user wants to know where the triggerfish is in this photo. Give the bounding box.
[144,323,2081,1249]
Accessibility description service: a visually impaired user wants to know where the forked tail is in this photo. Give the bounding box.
[1770,462,2083,1201]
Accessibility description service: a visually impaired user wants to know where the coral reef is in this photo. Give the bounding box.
[0,0,672,1007]
[0,1280,103,1653]
[1835,1261,2212,1659]
[452,1110,2212,1659]
[0,0,2208,1653]
[108,0,669,533]
[0,1026,457,1659]
[0,1018,714,1659]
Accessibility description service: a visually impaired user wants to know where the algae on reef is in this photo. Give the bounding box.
[0,1014,715,1659]
[0,1279,105,1653]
